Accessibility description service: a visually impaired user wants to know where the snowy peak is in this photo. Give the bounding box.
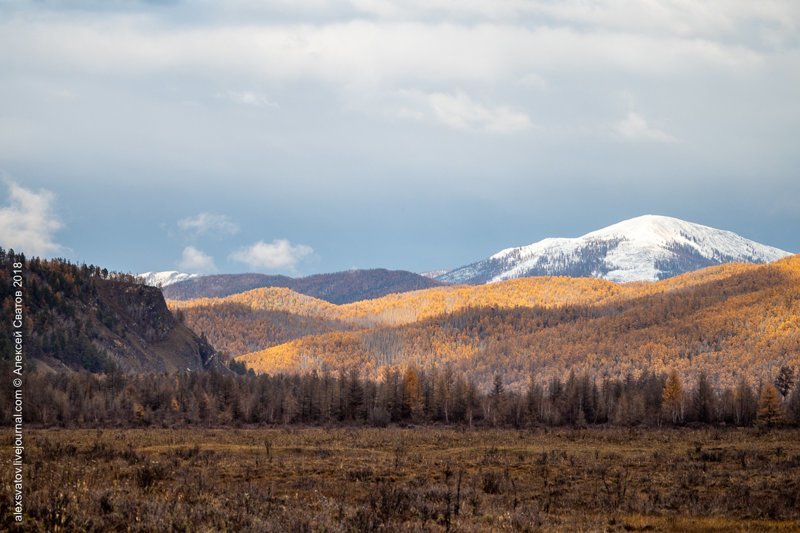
[584,215,768,253]
[139,271,198,288]
[440,215,792,284]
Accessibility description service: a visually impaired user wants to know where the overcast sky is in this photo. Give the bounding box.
[1,0,798,275]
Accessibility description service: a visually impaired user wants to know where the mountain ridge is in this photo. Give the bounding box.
[161,268,443,304]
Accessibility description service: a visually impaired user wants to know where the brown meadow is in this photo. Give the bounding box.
[3,427,800,531]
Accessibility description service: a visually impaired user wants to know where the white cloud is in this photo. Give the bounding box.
[178,212,239,236]
[0,179,63,257]
[230,239,314,271]
[613,111,677,143]
[177,245,216,273]
[519,72,548,89]
[428,91,531,134]
[218,90,278,108]
[0,19,765,89]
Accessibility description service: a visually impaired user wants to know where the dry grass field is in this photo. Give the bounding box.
[3,427,800,532]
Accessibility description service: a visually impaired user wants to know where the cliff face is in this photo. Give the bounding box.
[0,249,220,374]
[92,281,218,372]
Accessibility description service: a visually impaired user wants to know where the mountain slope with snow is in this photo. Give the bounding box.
[439,215,792,284]
[420,269,450,279]
[139,271,198,288]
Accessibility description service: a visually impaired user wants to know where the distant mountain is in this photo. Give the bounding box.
[139,271,198,287]
[1,250,219,373]
[291,269,444,304]
[162,273,293,300]
[440,215,792,284]
[162,269,443,304]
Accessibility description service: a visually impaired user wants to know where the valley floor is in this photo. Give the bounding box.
[2,427,800,531]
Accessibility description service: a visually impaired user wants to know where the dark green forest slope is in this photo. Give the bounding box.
[0,248,218,373]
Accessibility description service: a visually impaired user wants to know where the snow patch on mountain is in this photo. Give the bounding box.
[420,269,450,279]
[139,271,198,288]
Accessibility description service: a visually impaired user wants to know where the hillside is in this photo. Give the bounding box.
[441,215,791,284]
[237,256,800,389]
[161,268,443,303]
[170,288,350,357]
[339,276,622,325]
[0,249,219,373]
[169,276,625,357]
[171,287,339,319]
[172,262,761,359]
[172,304,354,358]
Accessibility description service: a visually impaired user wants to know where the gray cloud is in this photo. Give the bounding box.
[0,1,797,273]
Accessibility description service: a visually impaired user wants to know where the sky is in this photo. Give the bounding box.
[0,0,798,276]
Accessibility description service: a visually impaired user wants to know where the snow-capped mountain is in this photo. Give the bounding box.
[439,215,793,284]
[139,271,198,288]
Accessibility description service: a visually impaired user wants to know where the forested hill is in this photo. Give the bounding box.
[161,268,443,303]
[0,248,219,373]
[237,256,800,390]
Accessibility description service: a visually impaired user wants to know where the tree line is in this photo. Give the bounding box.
[3,363,798,429]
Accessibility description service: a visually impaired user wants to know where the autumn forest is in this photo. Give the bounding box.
[172,256,800,393]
